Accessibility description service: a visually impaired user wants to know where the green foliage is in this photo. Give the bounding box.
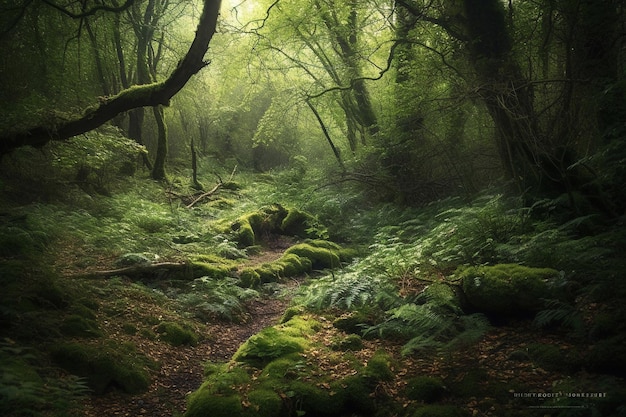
[156,321,198,346]
[0,342,89,417]
[296,270,398,311]
[50,341,153,394]
[177,277,258,322]
[418,195,528,271]
[534,299,585,337]
[364,283,490,356]
[50,126,146,193]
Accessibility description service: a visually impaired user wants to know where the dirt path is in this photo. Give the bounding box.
[82,296,289,417]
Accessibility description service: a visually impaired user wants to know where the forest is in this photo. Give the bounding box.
[1,0,625,416]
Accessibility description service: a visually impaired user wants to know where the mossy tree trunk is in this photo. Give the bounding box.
[0,0,222,157]
[151,104,168,180]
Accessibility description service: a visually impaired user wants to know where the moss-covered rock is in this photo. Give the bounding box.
[230,205,328,247]
[334,375,377,415]
[238,253,312,287]
[230,204,288,246]
[246,388,283,417]
[239,267,262,288]
[404,376,446,403]
[285,242,341,269]
[156,321,198,346]
[233,316,318,367]
[50,341,152,394]
[280,208,318,238]
[287,380,344,415]
[185,392,243,417]
[260,353,306,380]
[365,349,395,382]
[459,264,559,316]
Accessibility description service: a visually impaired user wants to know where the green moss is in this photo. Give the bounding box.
[203,365,251,394]
[459,264,559,316]
[122,322,138,335]
[156,321,198,346]
[365,350,394,382]
[331,334,364,351]
[280,306,306,324]
[50,341,152,394]
[239,268,261,288]
[285,243,341,269]
[60,315,103,338]
[246,389,283,417]
[184,391,243,417]
[287,380,343,415]
[233,316,318,367]
[404,376,446,403]
[232,212,261,246]
[280,208,317,238]
[191,261,233,279]
[260,353,306,380]
[238,253,312,287]
[334,375,376,414]
[233,327,307,366]
[333,311,374,334]
[411,405,468,417]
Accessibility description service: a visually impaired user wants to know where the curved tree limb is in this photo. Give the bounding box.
[0,0,222,157]
[41,0,136,19]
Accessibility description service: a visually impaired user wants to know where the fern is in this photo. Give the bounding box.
[297,271,399,311]
[534,299,585,337]
[178,277,259,322]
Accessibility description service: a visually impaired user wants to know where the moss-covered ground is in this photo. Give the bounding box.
[1,169,625,417]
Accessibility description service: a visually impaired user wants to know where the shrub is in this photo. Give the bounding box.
[156,321,198,346]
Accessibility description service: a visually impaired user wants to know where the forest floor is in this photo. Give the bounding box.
[71,247,595,417]
[81,295,290,417]
[78,243,295,417]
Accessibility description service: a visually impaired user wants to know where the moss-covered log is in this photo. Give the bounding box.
[0,0,222,156]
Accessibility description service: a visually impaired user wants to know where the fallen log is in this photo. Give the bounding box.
[80,262,192,279]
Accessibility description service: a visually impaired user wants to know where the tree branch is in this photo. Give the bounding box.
[41,0,136,19]
[0,0,222,156]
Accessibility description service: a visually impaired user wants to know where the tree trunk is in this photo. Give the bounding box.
[0,0,222,156]
[151,104,167,180]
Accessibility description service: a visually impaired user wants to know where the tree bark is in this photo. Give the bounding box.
[0,0,222,157]
[151,104,168,180]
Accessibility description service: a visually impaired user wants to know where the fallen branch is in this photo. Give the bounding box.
[80,262,191,279]
[186,182,222,208]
